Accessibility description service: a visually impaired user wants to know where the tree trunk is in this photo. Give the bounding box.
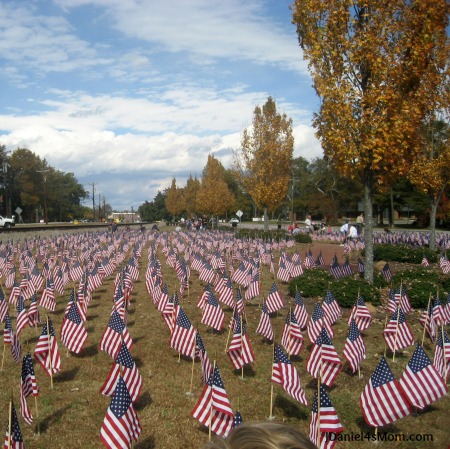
[263,207,269,232]
[389,188,394,228]
[429,199,438,251]
[363,183,374,284]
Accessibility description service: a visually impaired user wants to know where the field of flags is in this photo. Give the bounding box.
[0,227,449,448]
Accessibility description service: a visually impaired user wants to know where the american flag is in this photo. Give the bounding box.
[307,328,342,387]
[39,277,56,312]
[34,318,61,377]
[235,288,244,316]
[419,300,437,342]
[170,307,196,358]
[357,257,365,274]
[309,383,343,449]
[394,284,411,315]
[304,250,316,269]
[281,309,303,357]
[341,259,353,277]
[195,332,212,385]
[343,319,366,374]
[272,344,307,405]
[197,283,212,309]
[433,328,450,382]
[232,410,243,428]
[100,343,143,403]
[100,375,142,449]
[4,314,21,364]
[16,296,29,336]
[191,364,234,437]
[157,283,170,312]
[255,302,273,341]
[360,356,412,427]
[421,255,429,267]
[316,251,325,267]
[218,277,235,308]
[347,295,372,332]
[60,302,88,354]
[245,271,260,301]
[381,263,393,283]
[322,290,341,325]
[99,310,134,359]
[227,315,254,370]
[293,291,308,329]
[431,295,444,326]
[329,259,342,279]
[307,303,333,344]
[20,353,38,425]
[28,292,40,327]
[266,283,284,314]
[277,258,291,282]
[29,264,43,292]
[383,306,414,352]
[201,290,225,332]
[439,253,450,274]
[0,286,7,322]
[9,279,21,306]
[440,292,449,326]
[53,265,65,295]
[4,402,25,449]
[399,343,447,410]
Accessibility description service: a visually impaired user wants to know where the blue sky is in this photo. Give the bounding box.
[0,0,322,212]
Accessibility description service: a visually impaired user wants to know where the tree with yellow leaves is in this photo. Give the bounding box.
[235,96,294,231]
[409,119,450,250]
[196,155,235,225]
[183,175,201,219]
[292,0,449,281]
[165,178,184,221]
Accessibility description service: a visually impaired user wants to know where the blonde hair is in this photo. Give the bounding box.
[203,422,317,449]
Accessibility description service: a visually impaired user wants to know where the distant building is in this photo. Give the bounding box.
[109,212,140,223]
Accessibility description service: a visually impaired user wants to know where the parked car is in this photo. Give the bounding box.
[229,218,239,224]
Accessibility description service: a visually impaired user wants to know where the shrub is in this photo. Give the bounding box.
[293,233,312,244]
[370,244,438,264]
[288,268,334,298]
[288,269,381,307]
[234,229,288,242]
[393,267,443,309]
[327,277,381,308]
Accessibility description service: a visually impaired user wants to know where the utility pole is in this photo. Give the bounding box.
[91,182,97,221]
[37,169,49,224]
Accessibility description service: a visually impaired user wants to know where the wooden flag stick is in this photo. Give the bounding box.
[8,398,12,449]
[421,294,432,347]
[441,325,448,385]
[224,308,235,353]
[1,343,6,371]
[383,316,388,358]
[240,317,244,380]
[208,359,217,441]
[268,342,275,419]
[46,316,54,389]
[317,371,321,446]
[392,304,402,362]
[35,395,40,435]
[189,354,195,396]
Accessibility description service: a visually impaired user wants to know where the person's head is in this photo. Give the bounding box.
[203,422,317,449]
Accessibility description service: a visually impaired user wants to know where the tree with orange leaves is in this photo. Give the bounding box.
[292,0,449,281]
[235,96,294,232]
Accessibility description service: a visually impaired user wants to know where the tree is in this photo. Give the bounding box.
[165,178,184,221]
[196,155,235,223]
[183,175,200,218]
[8,148,88,222]
[138,191,170,223]
[292,0,449,281]
[408,119,450,249]
[235,96,294,231]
